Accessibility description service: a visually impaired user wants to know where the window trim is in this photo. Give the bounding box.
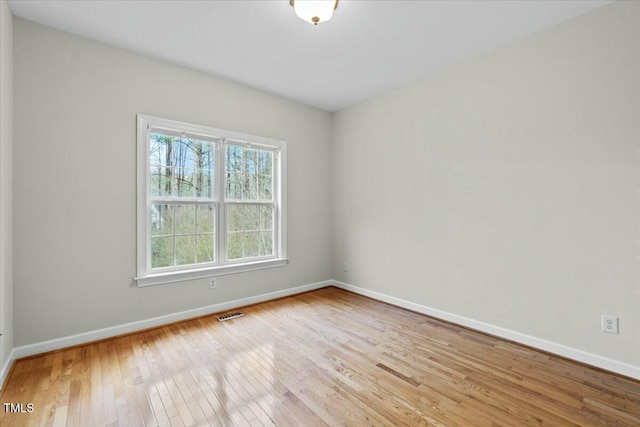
[135,114,287,287]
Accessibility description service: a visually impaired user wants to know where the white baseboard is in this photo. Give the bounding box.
[332,281,640,380]
[7,279,639,382]
[0,348,16,390]
[12,280,332,360]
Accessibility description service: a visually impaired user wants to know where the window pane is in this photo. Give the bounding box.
[227,205,242,232]
[150,134,175,199]
[227,172,249,200]
[226,174,242,200]
[226,145,265,201]
[258,175,272,201]
[175,235,196,265]
[175,204,196,234]
[226,204,273,261]
[243,232,260,258]
[150,133,217,200]
[197,164,214,199]
[150,133,172,167]
[150,167,172,197]
[196,205,215,233]
[260,205,273,230]
[174,137,196,169]
[151,236,174,268]
[174,168,196,197]
[197,141,215,168]
[228,232,242,260]
[226,145,242,173]
[244,205,260,231]
[196,234,215,263]
[151,204,174,236]
[243,174,258,200]
[244,148,257,174]
[259,151,273,175]
[259,231,273,257]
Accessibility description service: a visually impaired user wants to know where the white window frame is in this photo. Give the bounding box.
[135,114,288,287]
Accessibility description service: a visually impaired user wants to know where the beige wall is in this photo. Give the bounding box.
[0,0,13,377]
[13,19,333,346]
[333,1,640,366]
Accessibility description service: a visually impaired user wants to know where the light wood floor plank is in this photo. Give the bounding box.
[2,287,639,426]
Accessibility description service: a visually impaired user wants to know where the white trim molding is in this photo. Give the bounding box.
[136,258,289,287]
[6,280,639,383]
[332,281,640,381]
[0,348,16,390]
[13,280,331,359]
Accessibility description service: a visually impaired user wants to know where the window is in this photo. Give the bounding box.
[136,115,287,286]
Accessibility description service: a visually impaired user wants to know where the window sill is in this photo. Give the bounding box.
[135,258,289,287]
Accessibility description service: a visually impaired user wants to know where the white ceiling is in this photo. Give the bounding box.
[8,0,611,112]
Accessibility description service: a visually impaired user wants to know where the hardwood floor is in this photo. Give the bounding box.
[1,287,639,426]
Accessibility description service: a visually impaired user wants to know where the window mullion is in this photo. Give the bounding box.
[217,139,227,264]
[273,149,280,257]
[149,198,214,205]
[172,202,177,267]
[144,124,154,273]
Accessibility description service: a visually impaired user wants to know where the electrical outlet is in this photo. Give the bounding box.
[601,315,618,334]
[209,278,217,290]
[343,262,349,272]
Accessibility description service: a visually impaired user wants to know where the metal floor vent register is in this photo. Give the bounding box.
[217,312,245,322]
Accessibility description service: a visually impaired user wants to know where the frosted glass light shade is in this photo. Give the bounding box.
[291,0,339,25]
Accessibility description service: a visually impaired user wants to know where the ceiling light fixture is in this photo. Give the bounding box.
[290,0,339,26]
